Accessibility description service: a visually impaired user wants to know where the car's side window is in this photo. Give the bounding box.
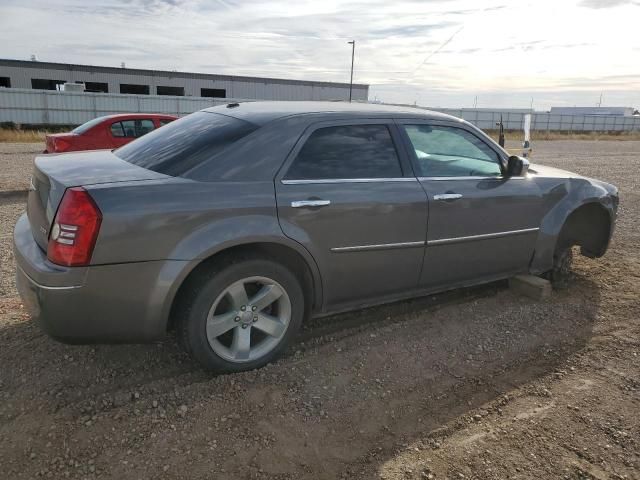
[403,125,502,177]
[120,121,137,137]
[110,122,125,137]
[284,124,402,180]
[136,119,155,136]
[113,119,156,138]
[159,119,174,126]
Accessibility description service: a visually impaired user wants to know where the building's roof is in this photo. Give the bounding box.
[0,58,369,89]
[204,101,458,126]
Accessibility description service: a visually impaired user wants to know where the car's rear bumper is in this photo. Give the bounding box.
[13,213,188,343]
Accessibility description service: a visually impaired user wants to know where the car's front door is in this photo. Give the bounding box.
[275,120,428,310]
[397,121,544,289]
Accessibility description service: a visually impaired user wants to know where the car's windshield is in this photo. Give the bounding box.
[114,112,259,177]
[71,116,111,134]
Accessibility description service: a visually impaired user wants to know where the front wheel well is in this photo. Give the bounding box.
[557,203,611,258]
[168,242,316,332]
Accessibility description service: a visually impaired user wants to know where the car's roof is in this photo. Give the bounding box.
[202,101,459,126]
[84,113,177,125]
[101,113,178,120]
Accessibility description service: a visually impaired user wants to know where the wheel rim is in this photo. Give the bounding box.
[205,276,291,363]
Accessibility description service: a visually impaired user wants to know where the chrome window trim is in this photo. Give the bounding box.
[397,121,510,175]
[418,176,527,181]
[427,227,539,246]
[281,177,417,185]
[331,240,425,253]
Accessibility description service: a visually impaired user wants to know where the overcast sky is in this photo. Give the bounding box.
[1,0,638,109]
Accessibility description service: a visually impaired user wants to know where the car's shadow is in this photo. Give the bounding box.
[0,280,505,410]
[0,275,600,479]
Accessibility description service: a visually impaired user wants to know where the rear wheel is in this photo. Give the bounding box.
[178,258,304,372]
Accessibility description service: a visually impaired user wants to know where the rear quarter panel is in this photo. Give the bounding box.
[86,179,281,264]
[86,178,323,321]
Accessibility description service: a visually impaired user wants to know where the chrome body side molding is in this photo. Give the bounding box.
[427,227,540,246]
[418,176,527,181]
[331,241,425,253]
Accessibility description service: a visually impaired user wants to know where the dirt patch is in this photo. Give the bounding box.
[0,141,638,479]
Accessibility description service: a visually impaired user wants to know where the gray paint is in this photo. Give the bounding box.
[13,101,618,344]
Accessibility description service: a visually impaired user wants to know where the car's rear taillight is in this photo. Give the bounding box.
[54,137,71,152]
[47,187,102,267]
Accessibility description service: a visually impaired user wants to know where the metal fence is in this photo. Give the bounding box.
[1,88,639,131]
[0,88,236,125]
[430,108,640,132]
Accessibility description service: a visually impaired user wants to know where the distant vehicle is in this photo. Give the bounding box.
[44,113,178,153]
[15,102,618,373]
[59,82,85,93]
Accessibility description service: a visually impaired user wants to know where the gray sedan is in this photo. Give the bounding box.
[13,102,618,372]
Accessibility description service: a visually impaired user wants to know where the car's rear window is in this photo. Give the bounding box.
[114,112,259,177]
[72,116,109,134]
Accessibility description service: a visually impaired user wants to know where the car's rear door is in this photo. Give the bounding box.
[109,118,156,148]
[108,120,131,148]
[275,119,428,311]
[397,120,544,289]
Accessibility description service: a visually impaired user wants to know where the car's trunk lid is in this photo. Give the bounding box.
[27,149,168,251]
[45,133,76,153]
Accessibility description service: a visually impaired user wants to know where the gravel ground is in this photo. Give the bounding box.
[0,141,638,479]
[0,200,24,297]
[0,142,42,192]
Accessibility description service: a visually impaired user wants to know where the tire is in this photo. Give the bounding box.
[549,246,573,290]
[177,256,304,373]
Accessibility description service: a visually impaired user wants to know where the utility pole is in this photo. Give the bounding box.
[348,40,355,102]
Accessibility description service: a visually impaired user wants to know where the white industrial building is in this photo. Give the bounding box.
[549,107,634,117]
[0,59,369,101]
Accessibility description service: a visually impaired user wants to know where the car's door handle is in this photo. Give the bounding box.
[433,193,463,201]
[291,199,331,208]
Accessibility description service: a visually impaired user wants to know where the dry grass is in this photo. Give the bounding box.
[485,129,640,142]
[0,129,47,143]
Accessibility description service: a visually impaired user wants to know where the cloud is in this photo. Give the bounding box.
[370,23,457,38]
[578,0,637,8]
[0,0,638,109]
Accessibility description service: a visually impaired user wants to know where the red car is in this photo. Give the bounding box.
[44,113,178,153]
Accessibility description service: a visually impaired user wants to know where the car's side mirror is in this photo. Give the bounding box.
[507,155,530,177]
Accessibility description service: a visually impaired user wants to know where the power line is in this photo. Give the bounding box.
[409,25,464,79]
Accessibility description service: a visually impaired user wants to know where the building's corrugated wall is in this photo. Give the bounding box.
[431,108,640,132]
[0,89,222,124]
[0,60,369,101]
[549,107,634,117]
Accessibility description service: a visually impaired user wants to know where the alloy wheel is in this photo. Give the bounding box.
[205,276,291,363]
